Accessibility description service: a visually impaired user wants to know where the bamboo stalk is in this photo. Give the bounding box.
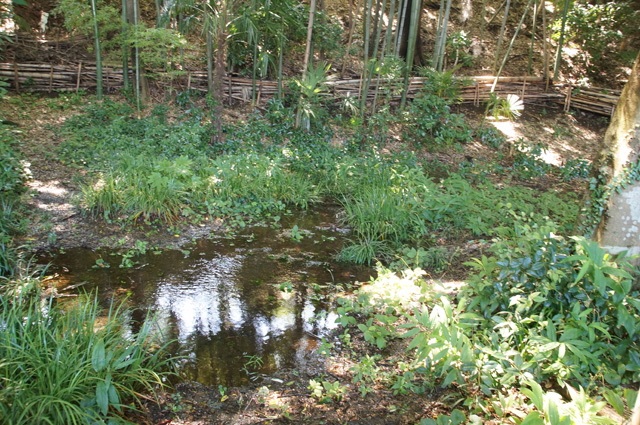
[564,85,572,112]
[76,62,82,92]
[542,0,549,88]
[491,0,533,92]
[554,0,571,80]
[494,0,511,72]
[13,61,19,91]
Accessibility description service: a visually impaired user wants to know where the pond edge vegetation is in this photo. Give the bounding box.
[0,67,639,424]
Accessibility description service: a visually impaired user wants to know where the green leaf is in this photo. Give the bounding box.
[603,389,625,416]
[402,326,421,337]
[603,371,621,386]
[114,345,136,370]
[625,389,638,410]
[407,333,427,351]
[450,409,466,424]
[589,322,611,338]
[523,381,545,410]
[573,263,590,284]
[537,342,560,352]
[92,340,107,372]
[565,342,589,362]
[546,321,557,341]
[546,397,560,425]
[557,343,566,359]
[559,327,582,342]
[108,383,121,411]
[442,369,458,387]
[616,306,636,337]
[601,266,632,280]
[594,267,606,295]
[519,411,544,425]
[96,381,109,416]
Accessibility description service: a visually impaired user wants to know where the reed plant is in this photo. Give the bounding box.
[206,154,322,210]
[81,153,323,224]
[0,278,174,424]
[339,184,430,264]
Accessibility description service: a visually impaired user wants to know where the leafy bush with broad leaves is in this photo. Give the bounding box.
[559,1,640,79]
[336,218,639,423]
[462,220,640,387]
[404,94,472,150]
[403,68,473,150]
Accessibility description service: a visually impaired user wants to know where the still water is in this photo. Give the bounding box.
[39,208,374,386]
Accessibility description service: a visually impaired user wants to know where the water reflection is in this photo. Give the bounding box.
[40,208,373,387]
[147,249,350,386]
[154,256,245,342]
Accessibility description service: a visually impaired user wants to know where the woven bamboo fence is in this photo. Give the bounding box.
[0,62,619,116]
[559,85,621,117]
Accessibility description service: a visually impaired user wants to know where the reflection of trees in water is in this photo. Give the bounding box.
[153,255,246,343]
[144,250,343,385]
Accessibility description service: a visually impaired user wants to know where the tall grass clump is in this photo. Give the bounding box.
[335,164,580,265]
[338,182,432,265]
[81,153,323,224]
[0,278,175,424]
[206,154,322,210]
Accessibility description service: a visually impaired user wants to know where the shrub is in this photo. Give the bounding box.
[335,223,639,422]
[462,220,640,386]
[0,125,26,195]
[404,94,472,150]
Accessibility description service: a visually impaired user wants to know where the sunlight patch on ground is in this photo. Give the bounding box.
[433,280,466,295]
[538,148,562,166]
[490,121,573,167]
[32,181,68,197]
[490,120,522,141]
[28,179,74,213]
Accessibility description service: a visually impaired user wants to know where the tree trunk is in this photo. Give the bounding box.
[553,0,570,80]
[302,0,317,77]
[121,0,129,90]
[432,0,452,72]
[397,0,423,66]
[210,0,228,144]
[399,0,421,109]
[593,51,640,267]
[90,0,102,100]
[206,12,214,94]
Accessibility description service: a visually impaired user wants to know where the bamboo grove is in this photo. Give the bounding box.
[3,0,639,114]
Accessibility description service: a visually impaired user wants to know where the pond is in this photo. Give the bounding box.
[38,207,374,387]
